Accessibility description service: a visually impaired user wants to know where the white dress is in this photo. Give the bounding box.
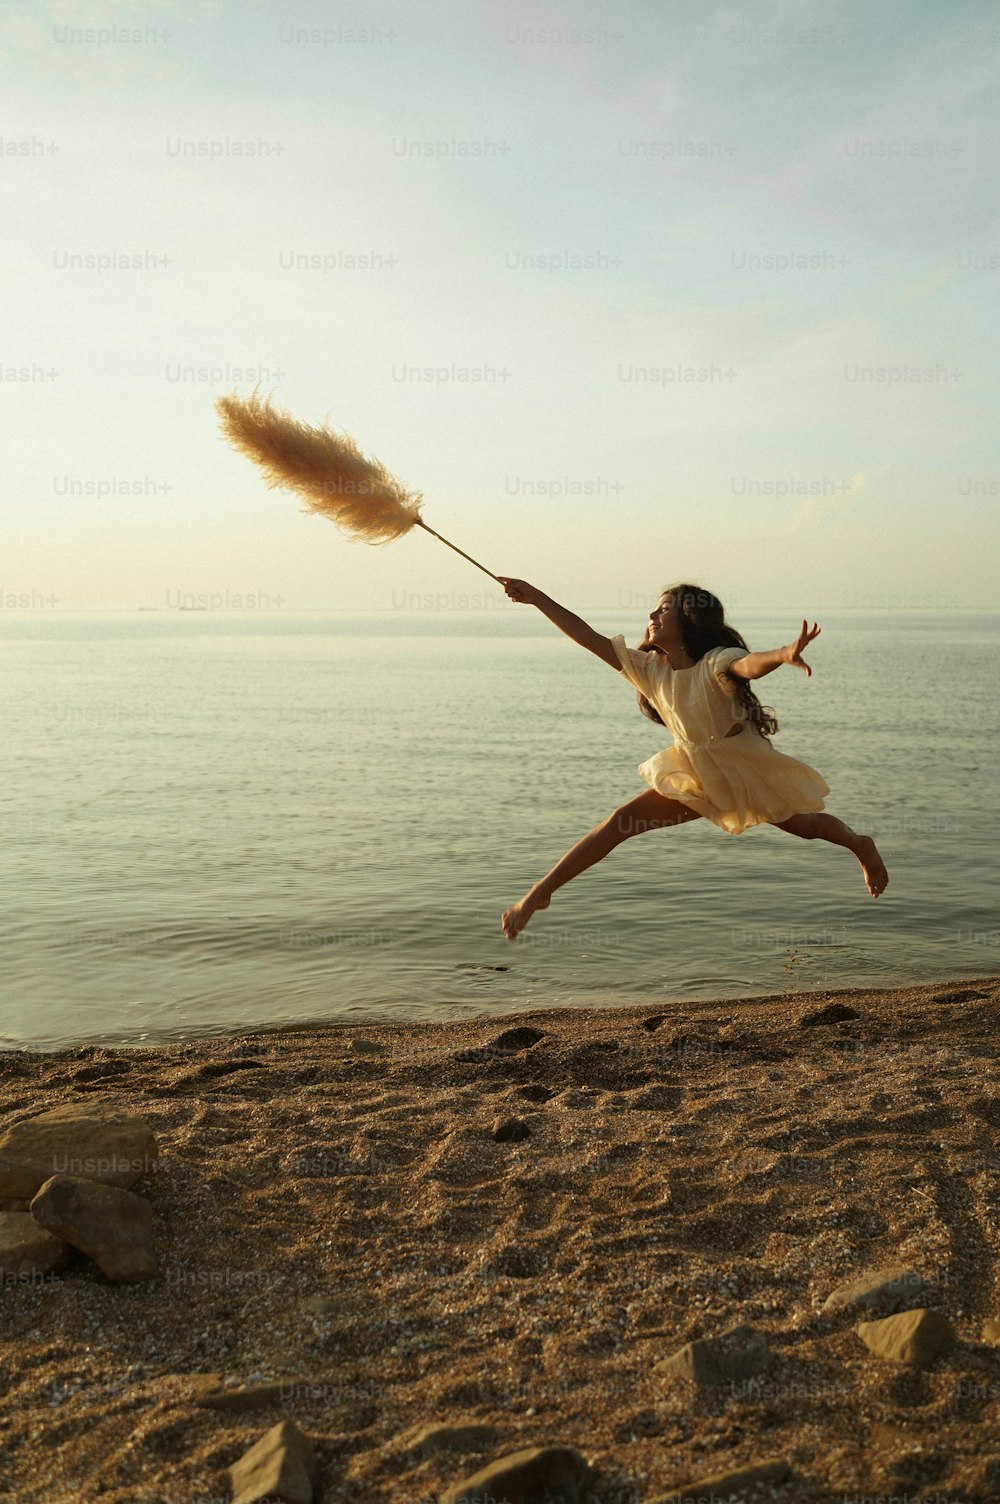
[610,635,828,835]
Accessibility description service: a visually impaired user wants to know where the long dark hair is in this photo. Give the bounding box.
[635,583,779,738]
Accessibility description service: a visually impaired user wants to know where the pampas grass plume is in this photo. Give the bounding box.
[216,388,423,544]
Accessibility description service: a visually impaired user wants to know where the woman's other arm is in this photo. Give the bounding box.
[727,620,821,681]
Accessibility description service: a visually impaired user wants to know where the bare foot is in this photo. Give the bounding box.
[856,835,888,898]
[502,891,550,940]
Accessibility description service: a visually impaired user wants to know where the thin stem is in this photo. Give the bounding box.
[413,518,502,582]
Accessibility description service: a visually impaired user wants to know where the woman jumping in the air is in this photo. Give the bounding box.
[497,577,888,942]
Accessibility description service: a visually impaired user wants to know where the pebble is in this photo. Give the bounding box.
[856,1307,957,1367]
[229,1419,317,1504]
[395,1419,501,1457]
[197,1381,292,1413]
[822,1265,929,1315]
[648,1455,792,1503]
[439,1444,591,1504]
[655,1323,770,1386]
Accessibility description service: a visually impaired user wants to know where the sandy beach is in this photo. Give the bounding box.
[2,975,999,1503]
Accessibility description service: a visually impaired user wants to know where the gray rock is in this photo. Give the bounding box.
[0,1210,72,1282]
[655,1323,770,1386]
[439,1444,591,1504]
[0,1103,157,1205]
[229,1419,317,1504]
[856,1308,957,1367]
[648,1455,791,1503]
[823,1266,929,1315]
[30,1174,157,1283]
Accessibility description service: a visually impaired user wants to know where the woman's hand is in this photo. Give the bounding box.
[498,576,542,606]
[784,619,821,675]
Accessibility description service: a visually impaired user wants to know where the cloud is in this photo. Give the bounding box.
[784,465,895,531]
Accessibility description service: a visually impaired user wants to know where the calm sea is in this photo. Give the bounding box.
[2,610,996,1050]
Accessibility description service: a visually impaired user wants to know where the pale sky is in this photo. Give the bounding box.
[3,0,998,613]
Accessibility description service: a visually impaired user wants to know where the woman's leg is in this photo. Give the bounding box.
[774,811,888,898]
[502,789,701,940]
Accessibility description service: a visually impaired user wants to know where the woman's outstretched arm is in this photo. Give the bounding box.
[498,576,620,670]
[727,619,821,680]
